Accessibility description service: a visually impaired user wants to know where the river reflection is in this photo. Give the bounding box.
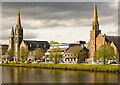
[2,66,119,83]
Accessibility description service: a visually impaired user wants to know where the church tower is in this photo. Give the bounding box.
[14,10,23,59]
[8,27,14,51]
[89,3,101,59]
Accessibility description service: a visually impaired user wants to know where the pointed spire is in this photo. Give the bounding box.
[93,2,98,24]
[17,9,21,27]
[11,26,14,37]
[92,2,99,30]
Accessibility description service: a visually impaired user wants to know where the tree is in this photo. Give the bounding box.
[49,41,59,46]
[94,44,115,64]
[20,47,28,62]
[73,48,89,63]
[34,48,45,61]
[77,50,89,63]
[48,47,62,64]
[7,48,14,61]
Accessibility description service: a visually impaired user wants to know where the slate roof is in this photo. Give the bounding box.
[105,36,120,50]
[23,40,50,51]
[47,48,68,52]
[65,45,89,54]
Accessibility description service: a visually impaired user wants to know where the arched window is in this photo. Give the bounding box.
[92,47,93,54]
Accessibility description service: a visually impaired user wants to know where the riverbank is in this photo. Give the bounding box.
[2,63,120,73]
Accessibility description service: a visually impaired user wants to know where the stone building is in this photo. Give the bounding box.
[0,44,8,56]
[89,3,120,63]
[63,45,89,63]
[8,10,50,60]
[0,44,8,60]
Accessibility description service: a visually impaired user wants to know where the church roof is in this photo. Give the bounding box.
[23,40,50,51]
[105,36,120,50]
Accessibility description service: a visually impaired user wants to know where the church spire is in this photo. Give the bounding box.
[92,2,99,30]
[17,10,21,27]
[11,26,14,37]
[93,3,98,23]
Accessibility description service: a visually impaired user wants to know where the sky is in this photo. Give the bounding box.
[0,1,118,44]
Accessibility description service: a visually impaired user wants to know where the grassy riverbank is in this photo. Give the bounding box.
[2,63,120,73]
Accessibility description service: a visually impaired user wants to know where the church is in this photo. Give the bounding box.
[8,10,50,61]
[89,3,120,63]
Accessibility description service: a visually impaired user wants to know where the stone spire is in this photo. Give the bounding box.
[11,26,14,37]
[17,10,21,27]
[92,2,99,30]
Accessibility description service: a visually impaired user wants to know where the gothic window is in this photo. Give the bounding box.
[92,47,93,54]
[92,41,94,44]
[99,43,101,47]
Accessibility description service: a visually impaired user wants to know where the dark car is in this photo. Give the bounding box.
[109,61,117,64]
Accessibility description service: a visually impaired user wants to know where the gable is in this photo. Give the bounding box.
[106,36,120,50]
[20,41,28,49]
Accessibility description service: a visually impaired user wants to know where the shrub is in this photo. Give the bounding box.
[27,61,31,64]
[2,61,4,64]
[14,61,19,64]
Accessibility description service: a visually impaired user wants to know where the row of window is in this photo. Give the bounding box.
[65,58,76,61]
[29,44,47,48]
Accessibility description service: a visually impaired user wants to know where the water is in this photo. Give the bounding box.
[2,66,119,83]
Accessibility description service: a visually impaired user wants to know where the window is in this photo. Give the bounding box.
[16,43,17,52]
[92,41,93,44]
[30,44,32,47]
[44,44,46,48]
[92,47,93,54]
[37,44,39,47]
[99,43,101,47]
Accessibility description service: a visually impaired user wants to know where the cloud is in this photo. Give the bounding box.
[1,2,118,43]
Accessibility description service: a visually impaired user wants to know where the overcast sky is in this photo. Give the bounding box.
[0,2,118,44]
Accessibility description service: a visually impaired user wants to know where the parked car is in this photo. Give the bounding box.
[59,60,64,63]
[37,60,41,63]
[109,61,117,64]
[81,61,88,64]
[68,61,71,63]
[48,61,53,63]
[98,62,103,64]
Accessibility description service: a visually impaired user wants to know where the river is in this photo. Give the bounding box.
[1,66,120,83]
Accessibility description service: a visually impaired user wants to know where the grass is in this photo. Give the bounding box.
[2,63,120,73]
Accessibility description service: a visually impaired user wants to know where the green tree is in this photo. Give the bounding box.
[48,47,62,64]
[20,47,28,62]
[73,48,88,63]
[49,41,59,46]
[7,48,14,61]
[34,48,45,61]
[77,50,88,63]
[94,44,115,64]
